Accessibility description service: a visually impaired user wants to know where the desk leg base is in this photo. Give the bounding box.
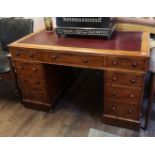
[103,114,140,130]
[23,100,52,112]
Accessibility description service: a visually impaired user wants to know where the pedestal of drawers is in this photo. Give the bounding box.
[13,60,71,111]
[13,60,51,111]
[103,70,145,129]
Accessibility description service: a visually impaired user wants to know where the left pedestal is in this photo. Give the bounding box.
[13,60,71,112]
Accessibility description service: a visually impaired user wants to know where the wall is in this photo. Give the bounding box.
[28,17,56,32]
[32,17,45,31]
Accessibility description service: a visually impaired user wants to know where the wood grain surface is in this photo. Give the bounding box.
[8,29,150,130]
[0,70,154,136]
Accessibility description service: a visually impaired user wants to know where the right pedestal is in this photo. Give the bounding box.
[103,70,145,130]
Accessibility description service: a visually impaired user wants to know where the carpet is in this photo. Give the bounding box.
[87,128,118,137]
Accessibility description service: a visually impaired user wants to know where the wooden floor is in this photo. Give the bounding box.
[0,69,155,137]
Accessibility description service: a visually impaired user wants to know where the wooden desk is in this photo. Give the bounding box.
[9,30,150,130]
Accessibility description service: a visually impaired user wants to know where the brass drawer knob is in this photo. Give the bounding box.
[112,60,118,65]
[132,62,137,67]
[112,76,117,81]
[52,55,57,59]
[111,106,117,111]
[130,94,134,98]
[112,91,117,96]
[39,94,43,98]
[130,79,136,84]
[16,52,20,56]
[83,59,88,63]
[26,92,30,96]
[32,68,37,72]
[20,66,24,70]
[128,109,133,114]
[24,79,28,83]
[29,53,34,57]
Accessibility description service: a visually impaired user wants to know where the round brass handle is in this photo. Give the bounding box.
[52,55,57,59]
[112,76,117,81]
[38,94,43,98]
[83,59,88,63]
[24,79,28,83]
[20,66,24,70]
[132,62,137,67]
[26,92,30,96]
[112,60,118,65]
[130,79,136,84]
[29,53,34,57]
[128,109,133,114]
[111,106,117,111]
[112,91,117,96]
[32,68,37,72]
[130,94,134,98]
[16,52,20,56]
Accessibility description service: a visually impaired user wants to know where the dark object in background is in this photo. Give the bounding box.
[56,17,116,39]
[0,18,33,51]
[0,17,33,75]
[151,33,155,40]
[0,17,33,82]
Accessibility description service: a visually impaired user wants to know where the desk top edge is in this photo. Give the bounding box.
[8,29,150,58]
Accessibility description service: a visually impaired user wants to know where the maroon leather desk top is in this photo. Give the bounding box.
[20,30,142,52]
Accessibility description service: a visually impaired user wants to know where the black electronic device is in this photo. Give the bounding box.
[55,17,116,39]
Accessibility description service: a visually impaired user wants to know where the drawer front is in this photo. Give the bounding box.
[22,89,48,103]
[105,85,142,104]
[14,61,43,75]
[41,51,104,69]
[104,71,144,87]
[104,100,140,120]
[105,56,148,71]
[11,48,41,61]
[18,75,46,90]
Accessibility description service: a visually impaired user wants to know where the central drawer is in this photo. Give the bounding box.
[41,51,104,69]
[104,85,142,104]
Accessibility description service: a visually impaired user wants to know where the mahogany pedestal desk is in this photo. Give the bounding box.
[9,30,150,130]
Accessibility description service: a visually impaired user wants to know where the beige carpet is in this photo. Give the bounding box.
[88,128,118,137]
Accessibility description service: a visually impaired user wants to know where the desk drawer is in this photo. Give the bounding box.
[22,89,48,103]
[18,75,46,90]
[104,100,140,120]
[14,61,44,76]
[11,48,41,61]
[105,85,142,104]
[104,71,144,87]
[41,51,104,69]
[105,56,148,71]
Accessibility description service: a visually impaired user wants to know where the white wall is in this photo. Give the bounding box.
[27,17,56,32]
[27,17,45,32]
